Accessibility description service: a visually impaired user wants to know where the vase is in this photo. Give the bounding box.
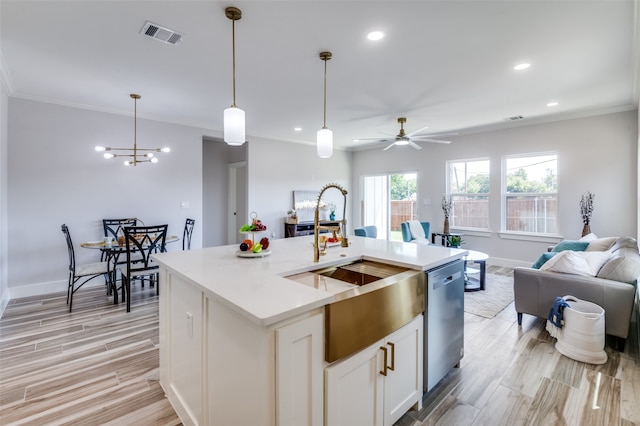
[443,217,450,234]
[330,212,335,221]
[581,223,591,237]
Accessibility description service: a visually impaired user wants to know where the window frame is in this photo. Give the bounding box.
[446,157,491,231]
[501,151,559,238]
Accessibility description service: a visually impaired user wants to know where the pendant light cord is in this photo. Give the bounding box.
[323,57,327,129]
[133,95,137,165]
[231,17,237,108]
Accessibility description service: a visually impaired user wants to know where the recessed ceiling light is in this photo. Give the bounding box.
[352,139,360,142]
[294,127,302,131]
[367,31,384,41]
[514,63,530,71]
[546,102,559,107]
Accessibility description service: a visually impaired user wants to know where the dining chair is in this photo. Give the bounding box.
[120,224,168,312]
[103,218,140,244]
[183,218,195,250]
[61,224,109,313]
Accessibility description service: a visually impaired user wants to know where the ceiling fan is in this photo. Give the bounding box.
[358,117,454,151]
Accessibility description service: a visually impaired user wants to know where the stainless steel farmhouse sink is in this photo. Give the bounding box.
[285,259,425,362]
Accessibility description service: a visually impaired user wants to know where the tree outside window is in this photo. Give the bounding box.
[503,153,558,234]
[447,159,490,229]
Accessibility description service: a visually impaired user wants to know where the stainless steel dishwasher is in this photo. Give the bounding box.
[424,258,465,392]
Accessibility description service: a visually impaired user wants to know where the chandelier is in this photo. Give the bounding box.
[95,94,170,166]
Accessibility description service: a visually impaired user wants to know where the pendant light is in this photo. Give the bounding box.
[95,94,170,166]
[224,6,245,146]
[317,51,333,158]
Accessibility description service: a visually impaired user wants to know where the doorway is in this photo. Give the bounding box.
[362,172,417,241]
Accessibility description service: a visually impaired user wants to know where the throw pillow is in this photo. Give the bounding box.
[531,252,557,269]
[551,240,590,252]
[586,237,618,252]
[579,233,598,242]
[597,250,640,284]
[541,250,610,276]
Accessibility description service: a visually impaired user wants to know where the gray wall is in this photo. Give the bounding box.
[351,110,638,266]
[7,98,205,297]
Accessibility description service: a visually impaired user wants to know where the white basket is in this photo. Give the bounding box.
[554,295,607,364]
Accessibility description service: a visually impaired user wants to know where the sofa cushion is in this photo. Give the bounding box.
[551,240,590,252]
[579,233,598,242]
[597,248,640,284]
[586,237,618,252]
[610,236,638,253]
[540,250,611,276]
[531,252,557,269]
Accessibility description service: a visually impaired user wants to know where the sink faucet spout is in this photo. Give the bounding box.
[314,183,348,262]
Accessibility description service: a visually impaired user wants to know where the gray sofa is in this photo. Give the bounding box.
[514,236,640,350]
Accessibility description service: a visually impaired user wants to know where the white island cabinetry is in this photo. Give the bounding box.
[159,268,324,426]
[153,235,465,426]
[325,315,423,426]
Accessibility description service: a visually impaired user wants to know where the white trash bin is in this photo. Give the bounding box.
[554,295,607,364]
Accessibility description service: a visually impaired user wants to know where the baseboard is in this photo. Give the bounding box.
[8,278,105,300]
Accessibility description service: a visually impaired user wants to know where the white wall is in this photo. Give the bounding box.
[7,98,205,297]
[352,110,638,265]
[247,138,352,239]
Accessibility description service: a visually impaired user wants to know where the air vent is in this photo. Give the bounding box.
[506,115,524,121]
[140,21,182,45]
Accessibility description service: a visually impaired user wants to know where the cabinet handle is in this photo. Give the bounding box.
[387,342,395,371]
[379,346,388,376]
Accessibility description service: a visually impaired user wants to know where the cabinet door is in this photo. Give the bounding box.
[325,340,385,426]
[384,316,423,426]
[276,313,324,426]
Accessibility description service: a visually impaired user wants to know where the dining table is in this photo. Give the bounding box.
[81,235,179,305]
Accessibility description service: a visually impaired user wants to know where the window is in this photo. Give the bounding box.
[447,159,490,229]
[362,173,417,241]
[503,153,558,234]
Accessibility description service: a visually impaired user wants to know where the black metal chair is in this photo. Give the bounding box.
[61,224,109,313]
[103,218,139,245]
[120,225,168,312]
[183,218,195,250]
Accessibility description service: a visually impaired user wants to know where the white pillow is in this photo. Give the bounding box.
[579,233,598,242]
[540,250,610,276]
[586,237,618,252]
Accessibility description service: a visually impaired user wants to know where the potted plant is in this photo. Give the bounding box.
[447,235,462,248]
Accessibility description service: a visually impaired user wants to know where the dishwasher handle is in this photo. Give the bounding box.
[431,271,462,290]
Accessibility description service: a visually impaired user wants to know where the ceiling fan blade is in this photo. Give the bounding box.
[409,137,451,144]
[382,142,396,151]
[355,137,394,142]
[406,124,432,138]
[408,141,423,150]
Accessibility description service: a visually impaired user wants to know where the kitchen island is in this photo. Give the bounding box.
[152,235,466,426]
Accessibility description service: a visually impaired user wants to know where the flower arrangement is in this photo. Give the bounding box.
[441,194,452,218]
[579,191,595,236]
[441,194,453,234]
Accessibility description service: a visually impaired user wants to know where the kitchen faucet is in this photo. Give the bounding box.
[314,183,348,262]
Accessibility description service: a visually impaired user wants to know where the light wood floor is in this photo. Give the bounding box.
[1,267,638,426]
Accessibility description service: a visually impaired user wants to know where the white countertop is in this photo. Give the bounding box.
[152,235,467,326]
